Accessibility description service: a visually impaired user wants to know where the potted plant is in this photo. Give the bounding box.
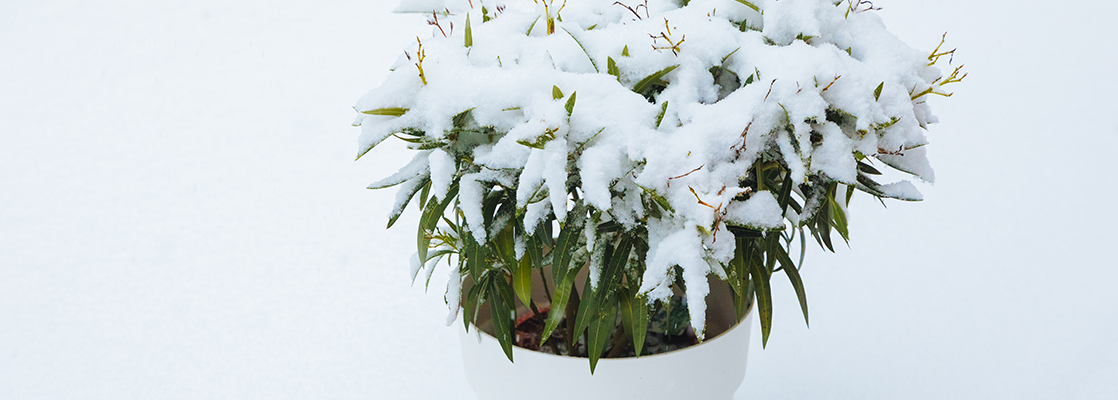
[355,0,963,397]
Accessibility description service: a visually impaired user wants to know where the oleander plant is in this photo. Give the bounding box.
[354,0,963,372]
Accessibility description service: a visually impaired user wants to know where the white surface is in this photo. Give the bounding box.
[461,314,752,400]
[2,1,1116,399]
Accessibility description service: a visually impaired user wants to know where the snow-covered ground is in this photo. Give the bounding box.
[1,1,1115,399]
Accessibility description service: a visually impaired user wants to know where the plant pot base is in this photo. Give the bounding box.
[460,299,753,400]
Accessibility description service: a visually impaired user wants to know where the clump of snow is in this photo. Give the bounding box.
[361,0,953,337]
[725,190,785,230]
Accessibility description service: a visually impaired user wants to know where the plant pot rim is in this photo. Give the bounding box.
[470,300,754,361]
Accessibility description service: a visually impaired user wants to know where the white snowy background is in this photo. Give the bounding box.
[2,1,1115,399]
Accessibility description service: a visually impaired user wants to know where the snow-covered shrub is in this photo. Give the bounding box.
[355,0,963,370]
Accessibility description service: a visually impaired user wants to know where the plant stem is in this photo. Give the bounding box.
[538,268,553,303]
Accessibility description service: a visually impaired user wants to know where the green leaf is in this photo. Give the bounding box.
[526,16,540,36]
[573,273,599,339]
[818,205,835,252]
[857,161,883,175]
[561,27,598,72]
[602,235,632,296]
[516,127,558,149]
[722,47,740,64]
[552,85,564,100]
[418,178,431,209]
[829,197,849,243]
[749,248,774,348]
[607,57,620,81]
[360,107,408,116]
[874,82,884,101]
[632,65,679,98]
[587,297,618,374]
[777,172,794,218]
[489,279,516,362]
[727,225,763,238]
[493,221,518,270]
[622,45,630,57]
[733,0,761,12]
[618,291,648,357]
[387,177,431,229]
[577,234,632,339]
[418,184,459,264]
[773,244,809,327]
[464,231,486,279]
[462,275,483,331]
[465,14,473,48]
[731,237,755,320]
[638,185,675,214]
[564,91,577,117]
[528,225,546,268]
[540,211,587,343]
[655,101,669,128]
[513,256,534,308]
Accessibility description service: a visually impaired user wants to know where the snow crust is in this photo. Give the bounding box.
[364,0,944,335]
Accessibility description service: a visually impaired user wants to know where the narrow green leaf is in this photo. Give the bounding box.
[601,235,632,293]
[773,244,809,327]
[564,91,577,117]
[417,184,459,264]
[528,223,546,269]
[513,256,534,307]
[418,178,431,209]
[829,195,850,243]
[573,274,598,339]
[494,221,518,270]
[561,27,598,72]
[622,45,630,57]
[465,13,473,47]
[587,299,618,374]
[462,276,482,331]
[731,237,754,320]
[607,57,620,81]
[874,82,884,101]
[733,0,761,12]
[857,161,883,175]
[526,16,540,36]
[722,47,741,64]
[360,107,408,116]
[489,281,516,362]
[552,85,564,100]
[387,177,430,229]
[818,207,835,252]
[540,212,587,342]
[577,234,632,339]
[619,291,648,357]
[465,232,485,280]
[516,127,558,149]
[632,65,679,97]
[749,249,773,348]
[655,101,669,128]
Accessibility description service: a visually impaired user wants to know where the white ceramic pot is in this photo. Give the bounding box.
[460,280,753,400]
